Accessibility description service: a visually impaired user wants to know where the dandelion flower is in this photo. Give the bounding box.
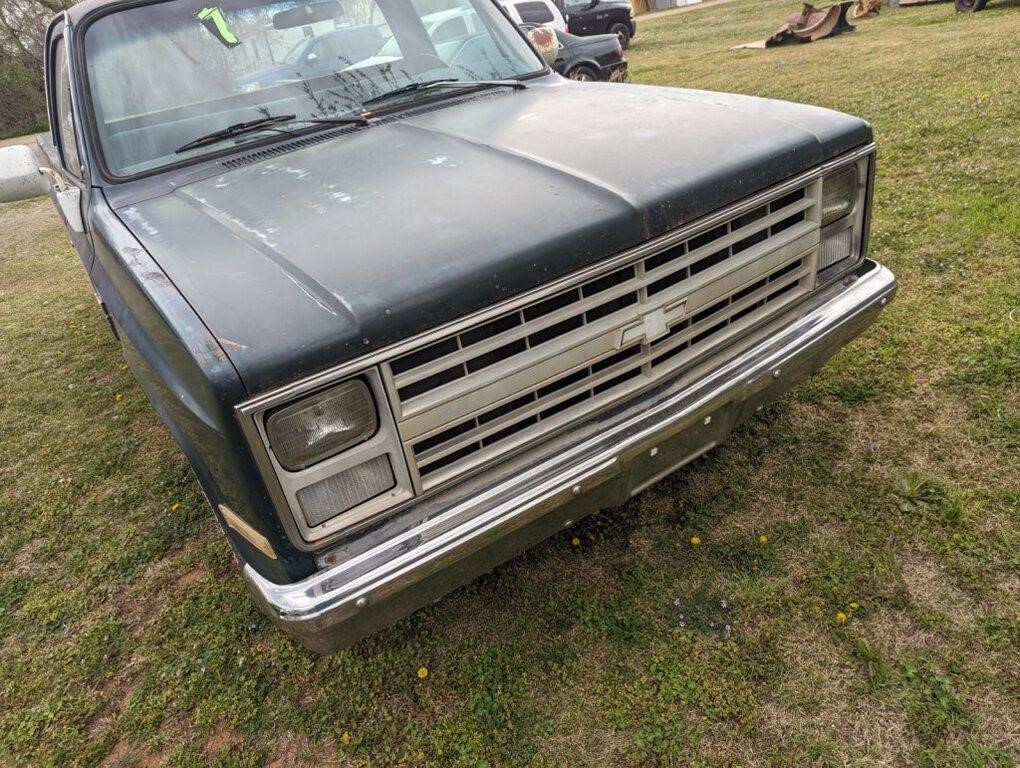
[849,602,859,611]
[835,611,848,624]
[758,534,768,544]
[114,393,123,402]
[341,731,351,745]
[571,537,581,547]
[690,536,702,546]
[170,502,180,511]
[417,666,429,679]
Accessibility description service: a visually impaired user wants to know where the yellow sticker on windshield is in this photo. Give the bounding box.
[196,7,241,48]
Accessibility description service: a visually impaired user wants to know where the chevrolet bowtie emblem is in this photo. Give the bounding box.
[618,300,686,348]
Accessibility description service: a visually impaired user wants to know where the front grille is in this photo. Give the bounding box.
[383,179,823,489]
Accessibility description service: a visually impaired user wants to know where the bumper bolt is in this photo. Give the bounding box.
[773,369,781,378]
[703,415,712,425]
[649,447,658,457]
[571,485,582,496]
[564,519,574,528]
[355,597,368,609]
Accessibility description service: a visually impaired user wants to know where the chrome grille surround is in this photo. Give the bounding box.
[236,146,875,550]
[384,178,828,490]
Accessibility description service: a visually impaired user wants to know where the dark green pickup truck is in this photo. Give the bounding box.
[0,0,894,653]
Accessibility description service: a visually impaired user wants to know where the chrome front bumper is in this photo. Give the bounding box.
[244,259,897,653]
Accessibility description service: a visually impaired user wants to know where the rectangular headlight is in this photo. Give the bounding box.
[821,165,859,227]
[265,379,377,471]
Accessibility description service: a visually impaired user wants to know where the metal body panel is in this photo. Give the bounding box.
[106,78,872,394]
[547,29,627,79]
[244,259,897,653]
[564,0,635,38]
[86,193,320,581]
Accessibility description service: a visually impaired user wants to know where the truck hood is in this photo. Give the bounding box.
[112,78,871,394]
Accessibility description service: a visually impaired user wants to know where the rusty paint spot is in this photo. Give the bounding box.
[217,337,248,351]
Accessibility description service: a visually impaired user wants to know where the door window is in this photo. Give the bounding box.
[515,2,555,23]
[53,37,82,178]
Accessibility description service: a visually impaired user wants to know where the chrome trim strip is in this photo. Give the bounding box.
[244,259,896,653]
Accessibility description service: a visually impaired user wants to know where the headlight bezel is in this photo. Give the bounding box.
[243,368,416,546]
[816,154,872,281]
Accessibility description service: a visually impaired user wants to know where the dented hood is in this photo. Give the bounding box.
[112,78,871,394]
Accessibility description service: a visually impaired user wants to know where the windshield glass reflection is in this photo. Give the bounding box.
[84,0,542,175]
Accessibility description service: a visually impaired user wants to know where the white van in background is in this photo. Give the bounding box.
[497,0,526,23]
[501,0,566,31]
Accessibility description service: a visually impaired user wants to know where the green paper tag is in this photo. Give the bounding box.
[196,7,241,48]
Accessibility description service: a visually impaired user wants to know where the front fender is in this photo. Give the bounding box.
[86,191,317,583]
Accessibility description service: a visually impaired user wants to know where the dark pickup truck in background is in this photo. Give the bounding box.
[0,0,894,653]
[560,0,637,48]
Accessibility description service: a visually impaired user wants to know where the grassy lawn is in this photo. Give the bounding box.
[2,1,1018,765]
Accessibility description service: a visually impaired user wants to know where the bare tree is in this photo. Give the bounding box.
[0,0,74,135]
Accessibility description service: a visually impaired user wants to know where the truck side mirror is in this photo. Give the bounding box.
[0,145,50,203]
[527,26,558,67]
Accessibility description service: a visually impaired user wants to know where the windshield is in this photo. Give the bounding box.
[83,0,542,176]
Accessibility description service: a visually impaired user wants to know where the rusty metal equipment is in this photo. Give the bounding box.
[733,1,856,49]
[852,0,881,18]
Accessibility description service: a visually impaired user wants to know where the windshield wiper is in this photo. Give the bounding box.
[176,113,370,154]
[362,79,526,109]
[305,115,370,127]
[175,113,298,153]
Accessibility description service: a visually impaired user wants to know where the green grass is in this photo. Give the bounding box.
[1,2,1018,765]
[0,124,48,142]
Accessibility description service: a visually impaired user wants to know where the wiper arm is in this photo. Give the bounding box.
[175,113,298,153]
[361,78,453,107]
[362,78,525,109]
[305,115,370,126]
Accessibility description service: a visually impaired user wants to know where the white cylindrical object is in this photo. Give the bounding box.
[0,145,49,203]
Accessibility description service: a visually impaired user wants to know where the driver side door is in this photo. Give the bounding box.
[45,25,94,273]
[564,0,597,35]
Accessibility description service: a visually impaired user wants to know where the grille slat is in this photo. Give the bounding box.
[644,194,812,284]
[392,274,641,391]
[384,179,823,488]
[647,264,810,366]
[414,261,812,470]
[397,222,816,428]
[413,345,645,468]
[392,197,810,396]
